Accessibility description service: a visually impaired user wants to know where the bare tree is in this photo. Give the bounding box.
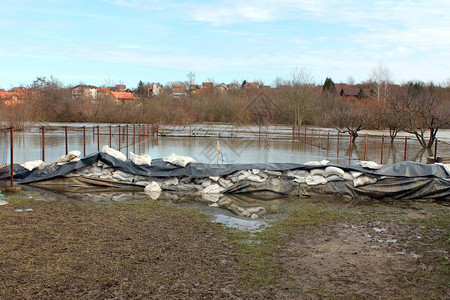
[393,82,449,148]
[347,76,355,85]
[288,67,315,126]
[186,71,196,95]
[369,63,393,104]
[331,101,372,143]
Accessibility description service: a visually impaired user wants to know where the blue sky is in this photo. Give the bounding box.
[1,0,449,89]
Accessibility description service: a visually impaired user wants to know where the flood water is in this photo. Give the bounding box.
[1,123,449,165]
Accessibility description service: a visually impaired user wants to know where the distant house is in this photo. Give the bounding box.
[202,82,214,89]
[71,85,98,101]
[0,88,25,106]
[226,83,240,91]
[110,91,136,104]
[243,82,260,89]
[216,83,228,92]
[112,84,127,92]
[148,83,163,97]
[192,82,217,95]
[339,86,359,102]
[172,86,187,99]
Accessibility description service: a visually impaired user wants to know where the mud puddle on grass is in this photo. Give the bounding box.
[10,185,296,231]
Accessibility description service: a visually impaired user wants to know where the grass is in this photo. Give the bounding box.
[1,192,449,299]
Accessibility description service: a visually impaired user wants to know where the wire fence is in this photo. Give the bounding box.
[1,123,447,188]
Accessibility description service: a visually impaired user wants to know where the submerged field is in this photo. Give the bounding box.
[0,192,449,299]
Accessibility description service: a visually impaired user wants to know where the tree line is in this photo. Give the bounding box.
[1,67,449,149]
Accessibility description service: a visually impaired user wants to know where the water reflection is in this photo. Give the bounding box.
[2,124,449,165]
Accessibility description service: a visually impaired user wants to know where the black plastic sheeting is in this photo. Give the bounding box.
[2,152,449,200]
[4,151,449,183]
[224,177,450,200]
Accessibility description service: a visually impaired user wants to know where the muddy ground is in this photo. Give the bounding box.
[0,191,448,299]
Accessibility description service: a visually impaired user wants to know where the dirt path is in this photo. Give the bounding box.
[271,201,450,299]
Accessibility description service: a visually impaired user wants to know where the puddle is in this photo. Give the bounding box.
[10,185,292,231]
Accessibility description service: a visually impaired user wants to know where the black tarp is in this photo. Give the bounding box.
[4,152,449,184]
[1,152,449,200]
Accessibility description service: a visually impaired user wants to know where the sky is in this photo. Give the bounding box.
[1,0,449,89]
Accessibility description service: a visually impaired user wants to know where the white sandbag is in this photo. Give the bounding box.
[342,172,354,180]
[257,171,269,179]
[112,170,133,182]
[286,170,297,178]
[310,169,325,176]
[293,176,307,184]
[304,161,322,166]
[144,181,162,193]
[252,169,260,174]
[218,178,233,188]
[102,145,126,162]
[353,175,378,187]
[264,170,282,176]
[324,166,345,178]
[294,170,309,177]
[180,176,192,183]
[163,153,195,167]
[435,163,450,176]
[20,160,45,171]
[88,165,102,176]
[325,175,344,182]
[305,175,327,186]
[56,150,81,165]
[163,177,179,186]
[202,184,225,194]
[130,151,152,166]
[357,161,382,170]
[97,160,109,168]
[147,191,161,200]
[201,178,213,188]
[209,176,220,182]
[247,174,266,183]
[350,171,363,178]
[202,193,221,203]
[304,159,329,166]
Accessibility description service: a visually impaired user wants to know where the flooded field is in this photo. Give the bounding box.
[1,123,449,165]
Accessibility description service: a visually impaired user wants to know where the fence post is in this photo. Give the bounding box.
[337,131,340,155]
[349,135,353,163]
[327,132,330,151]
[42,126,45,162]
[97,126,100,152]
[311,129,314,145]
[403,136,408,161]
[363,133,368,161]
[380,134,385,164]
[83,126,86,156]
[65,126,68,155]
[318,130,321,149]
[10,127,14,188]
[118,125,121,150]
[109,125,112,147]
[434,139,438,162]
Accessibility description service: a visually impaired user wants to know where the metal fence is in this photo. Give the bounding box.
[1,123,445,188]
